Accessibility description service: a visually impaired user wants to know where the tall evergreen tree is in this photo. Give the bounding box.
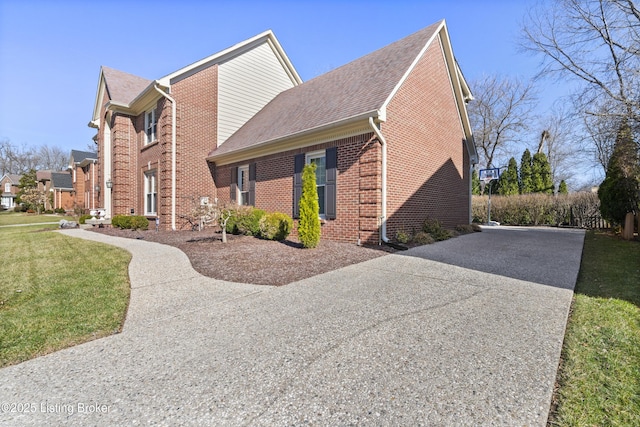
[519,149,534,194]
[498,157,519,195]
[532,152,554,194]
[598,119,640,225]
[298,163,321,248]
[471,169,481,196]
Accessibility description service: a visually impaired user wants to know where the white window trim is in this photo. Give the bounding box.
[4,183,10,193]
[144,170,158,215]
[237,164,249,206]
[305,150,327,219]
[144,109,157,145]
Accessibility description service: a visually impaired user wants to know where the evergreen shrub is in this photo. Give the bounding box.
[298,163,321,248]
[259,212,293,241]
[112,215,149,230]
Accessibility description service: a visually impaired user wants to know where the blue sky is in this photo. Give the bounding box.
[1,0,550,156]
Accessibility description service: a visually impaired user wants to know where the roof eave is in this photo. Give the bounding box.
[207,110,382,165]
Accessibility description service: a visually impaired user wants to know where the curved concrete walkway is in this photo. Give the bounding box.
[0,226,584,426]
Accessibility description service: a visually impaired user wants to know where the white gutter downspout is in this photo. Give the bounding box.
[153,84,177,230]
[368,117,390,244]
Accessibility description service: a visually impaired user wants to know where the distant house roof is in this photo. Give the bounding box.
[2,174,22,184]
[71,150,97,163]
[36,170,53,181]
[207,20,473,164]
[51,172,73,190]
[70,150,97,168]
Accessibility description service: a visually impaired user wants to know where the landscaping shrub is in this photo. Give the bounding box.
[44,209,54,214]
[112,215,149,230]
[13,205,25,213]
[455,224,475,234]
[224,206,265,236]
[413,231,434,245]
[259,212,293,241]
[298,163,321,248]
[54,208,66,214]
[78,214,92,224]
[422,217,453,241]
[395,229,410,244]
[111,215,131,229]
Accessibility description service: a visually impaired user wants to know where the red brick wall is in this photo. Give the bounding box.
[169,65,219,229]
[383,34,470,237]
[214,133,378,244]
[111,112,137,216]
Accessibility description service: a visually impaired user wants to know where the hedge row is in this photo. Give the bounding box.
[472,192,601,226]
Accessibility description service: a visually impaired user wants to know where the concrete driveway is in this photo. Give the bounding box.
[0,226,584,426]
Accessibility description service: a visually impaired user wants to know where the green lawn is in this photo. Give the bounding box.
[0,223,131,367]
[549,231,640,426]
[0,211,75,226]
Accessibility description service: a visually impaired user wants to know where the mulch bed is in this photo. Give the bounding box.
[88,227,392,286]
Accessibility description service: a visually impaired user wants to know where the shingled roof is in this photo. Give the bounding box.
[71,150,97,163]
[51,172,73,190]
[208,21,444,160]
[101,66,152,106]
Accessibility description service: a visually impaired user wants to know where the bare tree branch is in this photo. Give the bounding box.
[468,75,538,169]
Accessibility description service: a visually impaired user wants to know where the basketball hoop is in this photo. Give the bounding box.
[478,168,502,225]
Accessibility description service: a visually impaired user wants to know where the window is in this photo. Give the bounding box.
[294,147,336,220]
[231,163,255,206]
[144,170,157,215]
[306,151,326,216]
[144,109,157,144]
[237,165,249,206]
[4,183,10,193]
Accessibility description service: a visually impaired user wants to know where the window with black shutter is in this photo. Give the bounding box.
[293,148,337,219]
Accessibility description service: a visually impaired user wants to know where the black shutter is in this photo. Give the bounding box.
[248,163,256,206]
[230,167,237,202]
[293,154,304,218]
[325,147,337,219]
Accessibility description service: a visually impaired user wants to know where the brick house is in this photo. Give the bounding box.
[68,150,98,211]
[90,20,477,243]
[89,30,300,228]
[36,170,73,211]
[49,172,74,211]
[0,174,21,210]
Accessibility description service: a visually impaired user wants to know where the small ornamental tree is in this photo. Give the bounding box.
[16,169,44,213]
[519,149,534,194]
[498,157,519,195]
[298,163,321,248]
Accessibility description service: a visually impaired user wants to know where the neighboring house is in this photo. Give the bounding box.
[50,172,74,212]
[89,30,301,226]
[69,150,98,211]
[90,20,477,243]
[0,174,22,209]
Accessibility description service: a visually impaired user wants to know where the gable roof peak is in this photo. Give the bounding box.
[100,66,153,105]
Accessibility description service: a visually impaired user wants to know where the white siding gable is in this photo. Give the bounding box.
[218,41,297,145]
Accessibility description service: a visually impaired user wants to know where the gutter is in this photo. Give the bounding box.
[368,117,390,244]
[153,84,177,230]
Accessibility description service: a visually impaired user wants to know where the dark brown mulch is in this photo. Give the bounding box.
[88,227,391,286]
